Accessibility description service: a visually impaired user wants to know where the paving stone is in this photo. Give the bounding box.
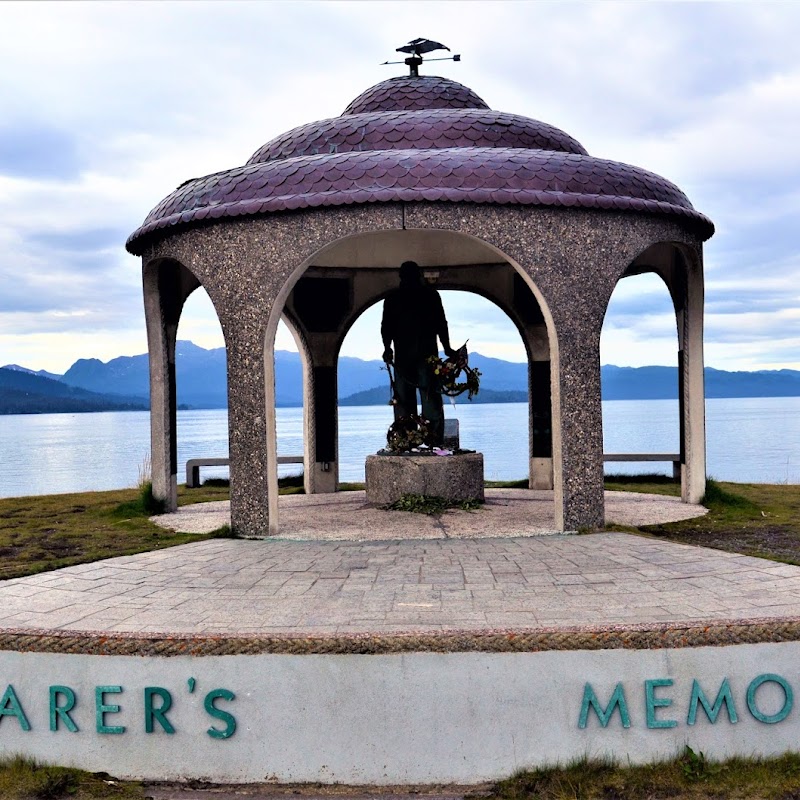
[3,533,800,636]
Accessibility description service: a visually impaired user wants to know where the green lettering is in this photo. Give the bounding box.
[144,687,175,734]
[49,685,78,732]
[645,678,677,729]
[747,674,793,724]
[687,678,737,726]
[579,682,630,729]
[204,689,236,739]
[0,685,30,731]
[95,686,125,734]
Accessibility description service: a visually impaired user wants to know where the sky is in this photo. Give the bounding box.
[0,1,798,374]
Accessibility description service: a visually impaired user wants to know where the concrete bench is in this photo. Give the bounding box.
[186,456,303,488]
[603,453,681,480]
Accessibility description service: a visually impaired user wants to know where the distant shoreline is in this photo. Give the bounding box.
[2,394,800,417]
[4,347,800,415]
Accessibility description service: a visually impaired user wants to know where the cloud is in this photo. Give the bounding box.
[0,1,797,372]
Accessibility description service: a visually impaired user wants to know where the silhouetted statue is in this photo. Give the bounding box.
[382,261,455,445]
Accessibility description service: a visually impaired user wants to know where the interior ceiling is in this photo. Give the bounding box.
[310,228,506,269]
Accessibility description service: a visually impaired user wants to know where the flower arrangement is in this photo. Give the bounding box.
[382,344,481,453]
[428,343,481,400]
[386,414,432,452]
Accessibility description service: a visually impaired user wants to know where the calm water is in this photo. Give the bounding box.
[0,397,798,498]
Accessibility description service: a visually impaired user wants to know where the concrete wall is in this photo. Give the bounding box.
[2,642,799,784]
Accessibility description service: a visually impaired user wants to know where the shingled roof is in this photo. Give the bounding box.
[342,75,489,115]
[127,75,713,254]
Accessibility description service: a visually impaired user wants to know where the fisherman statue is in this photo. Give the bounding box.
[381,261,455,447]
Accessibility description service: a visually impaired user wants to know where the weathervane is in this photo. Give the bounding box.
[381,38,461,77]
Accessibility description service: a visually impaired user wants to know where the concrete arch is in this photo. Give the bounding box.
[337,281,558,487]
[602,240,706,502]
[143,256,228,510]
[263,224,562,532]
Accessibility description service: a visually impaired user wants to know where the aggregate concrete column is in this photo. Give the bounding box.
[297,338,319,495]
[280,316,320,496]
[525,325,553,490]
[681,255,707,503]
[306,334,340,493]
[142,267,180,512]
[224,328,271,537]
[549,321,605,531]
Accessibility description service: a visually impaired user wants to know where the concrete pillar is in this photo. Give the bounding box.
[142,266,181,512]
[225,330,271,537]
[680,256,707,503]
[281,317,326,496]
[551,326,605,531]
[526,325,553,490]
[286,272,359,494]
[307,335,339,493]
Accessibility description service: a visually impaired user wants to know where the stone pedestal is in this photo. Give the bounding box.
[365,452,484,506]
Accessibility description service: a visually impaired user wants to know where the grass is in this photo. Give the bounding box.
[603,471,682,497]
[0,755,144,799]
[7,748,800,799]
[488,747,800,800]
[2,472,799,580]
[486,478,530,489]
[384,493,483,515]
[633,478,800,565]
[0,485,225,581]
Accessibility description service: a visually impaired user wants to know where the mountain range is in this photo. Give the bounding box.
[0,366,148,414]
[3,340,800,414]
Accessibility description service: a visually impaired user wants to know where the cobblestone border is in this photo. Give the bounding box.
[3,618,800,657]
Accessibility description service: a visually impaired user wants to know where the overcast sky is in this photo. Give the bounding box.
[1,1,798,374]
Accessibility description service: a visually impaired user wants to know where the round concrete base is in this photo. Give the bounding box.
[4,535,800,783]
[365,451,484,505]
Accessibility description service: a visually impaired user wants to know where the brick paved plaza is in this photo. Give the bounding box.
[2,533,800,636]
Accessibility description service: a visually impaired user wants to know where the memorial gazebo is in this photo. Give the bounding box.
[126,72,714,538]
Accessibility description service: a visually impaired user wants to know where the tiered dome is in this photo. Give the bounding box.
[127,75,713,254]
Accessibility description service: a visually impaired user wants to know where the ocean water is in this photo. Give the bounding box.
[0,397,798,499]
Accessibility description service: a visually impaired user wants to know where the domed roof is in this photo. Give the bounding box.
[247,109,587,164]
[127,76,713,254]
[342,75,489,115]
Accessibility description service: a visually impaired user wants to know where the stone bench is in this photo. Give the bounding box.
[185,456,303,488]
[604,453,681,480]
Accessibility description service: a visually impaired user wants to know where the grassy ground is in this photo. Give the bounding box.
[2,475,799,581]
[0,485,227,581]
[488,747,800,800]
[603,473,800,565]
[0,755,144,799]
[6,748,800,799]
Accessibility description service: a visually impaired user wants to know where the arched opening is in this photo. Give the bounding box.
[276,314,313,493]
[337,290,529,485]
[262,225,561,533]
[174,285,229,486]
[143,256,216,509]
[601,271,681,479]
[600,240,706,502]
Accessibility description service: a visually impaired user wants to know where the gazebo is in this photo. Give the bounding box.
[126,72,714,538]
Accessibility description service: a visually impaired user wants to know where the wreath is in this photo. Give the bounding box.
[427,343,481,400]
